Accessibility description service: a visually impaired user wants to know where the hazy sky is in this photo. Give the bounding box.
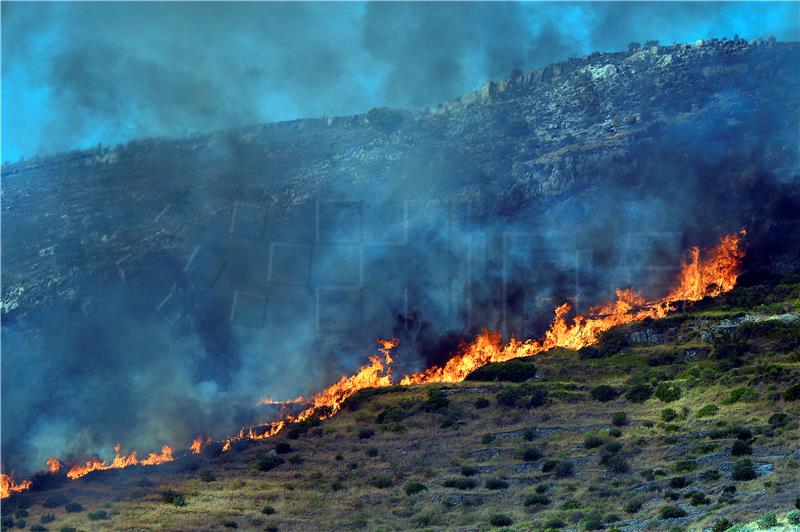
[2,1,799,162]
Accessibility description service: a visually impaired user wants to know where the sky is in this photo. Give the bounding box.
[3,2,799,162]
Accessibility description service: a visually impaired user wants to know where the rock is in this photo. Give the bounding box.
[629,328,664,344]
[764,313,799,324]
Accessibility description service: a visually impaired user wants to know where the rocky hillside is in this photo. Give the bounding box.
[2,37,799,316]
[1,276,799,531]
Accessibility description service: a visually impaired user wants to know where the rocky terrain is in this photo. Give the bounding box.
[1,275,799,531]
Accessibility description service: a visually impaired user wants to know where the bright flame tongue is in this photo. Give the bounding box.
[1,474,32,499]
[65,443,174,480]
[0,232,745,496]
[401,230,745,385]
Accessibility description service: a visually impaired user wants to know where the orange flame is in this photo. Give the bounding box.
[401,231,744,385]
[0,233,744,497]
[1,473,32,499]
[47,457,61,474]
[65,443,174,480]
[189,437,213,455]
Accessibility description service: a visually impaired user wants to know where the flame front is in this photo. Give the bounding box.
[65,443,174,480]
[0,233,744,497]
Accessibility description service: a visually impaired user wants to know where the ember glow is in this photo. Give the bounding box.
[0,233,744,498]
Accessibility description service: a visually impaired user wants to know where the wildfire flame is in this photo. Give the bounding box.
[65,443,174,480]
[1,474,32,499]
[0,232,744,498]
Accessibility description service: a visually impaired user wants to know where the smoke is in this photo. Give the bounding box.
[2,3,800,478]
[3,2,799,160]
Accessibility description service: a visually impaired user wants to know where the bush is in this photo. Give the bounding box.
[88,510,108,521]
[655,382,681,403]
[660,505,687,519]
[261,505,276,515]
[696,404,719,417]
[625,384,652,403]
[404,481,427,495]
[768,412,789,427]
[257,456,285,472]
[223,521,238,529]
[553,461,574,478]
[786,510,800,525]
[523,428,537,441]
[375,405,407,424]
[784,384,800,401]
[711,518,732,532]
[732,459,757,481]
[489,514,513,527]
[496,385,547,408]
[724,386,758,404]
[584,433,604,449]
[731,440,752,456]
[590,385,619,402]
[520,446,543,462]
[524,493,550,506]
[160,489,186,506]
[423,388,450,412]
[460,466,478,476]
[699,469,721,481]
[607,427,622,438]
[369,475,394,489]
[603,440,623,454]
[40,514,55,524]
[733,427,753,441]
[670,476,689,489]
[485,478,509,490]
[541,459,559,473]
[465,360,536,382]
[661,408,678,422]
[624,499,643,513]
[199,470,216,482]
[689,492,709,505]
[365,448,379,457]
[603,454,630,474]
[475,397,490,409]
[357,428,375,440]
[64,502,83,513]
[757,512,778,529]
[612,412,628,426]
[443,478,477,490]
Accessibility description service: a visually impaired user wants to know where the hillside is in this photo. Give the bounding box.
[2,276,799,531]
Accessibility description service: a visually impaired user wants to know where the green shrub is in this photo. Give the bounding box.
[64,502,84,513]
[43,494,70,508]
[358,428,375,440]
[670,476,689,488]
[257,456,285,472]
[423,388,450,412]
[274,442,293,454]
[375,405,407,424]
[465,360,536,382]
[603,440,623,454]
[723,386,758,404]
[697,404,719,417]
[88,510,108,521]
[654,382,681,403]
[443,478,477,490]
[489,514,513,527]
[732,459,756,481]
[786,510,800,525]
[590,385,619,402]
[261,505,276,515]
[784,384,800,401]
[711,518,732,532]
[160,490,186,507]
[523,428,537,441]
[553,461,574,478]
[482,433,496,444]
[369,475,394,489]
[689,492,709,505]
[612,412,628,426]
[674,459,698,473]
[475,397,490,409]
[660,505,687,519]
[756,512,777,529]
[542,517,565,529]
[485,478,509,490]
[223,521,238,528]
[199,470,216,482]
[733,427,753,441]
[602,455,630,474]
[624,498,643,513]
[403,481,427,495]
[731,440,752,456]
[607,427,623,438]
[661,408,678,422]
[460,465,478,476]
[519,446,543,462]
[365,448,379,457]
[524,493,550,506]
[40,514,55,524]
[699,469,721,481]
[496,388,525,407]
[584,433,604,449]
[625,384,653,403]
[768,412,789,427]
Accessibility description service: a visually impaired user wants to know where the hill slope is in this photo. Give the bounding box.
[2,277,799,531]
